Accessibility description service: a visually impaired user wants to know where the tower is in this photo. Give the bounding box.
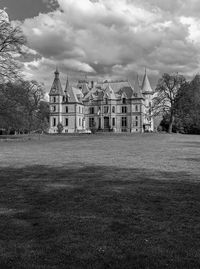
[141,68,154,132]
[49,68,64,133]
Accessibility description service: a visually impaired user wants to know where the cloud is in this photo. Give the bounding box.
[42,0,59,10]
[19,0,200,91]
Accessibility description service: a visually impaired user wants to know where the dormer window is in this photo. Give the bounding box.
[105,98,108,104]
[122,98,126,104]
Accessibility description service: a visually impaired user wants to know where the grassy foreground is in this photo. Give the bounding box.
[0,133,200,269]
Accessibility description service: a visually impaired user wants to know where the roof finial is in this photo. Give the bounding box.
[54,66,59,78]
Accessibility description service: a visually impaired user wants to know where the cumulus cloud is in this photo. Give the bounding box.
[19,0,200,90]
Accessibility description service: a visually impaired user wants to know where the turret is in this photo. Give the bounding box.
[141,68,154,132]
[49,68,64,132]
[141,68,153,94]
[49,68,64,96]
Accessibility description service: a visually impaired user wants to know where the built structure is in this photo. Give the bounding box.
[49,69,154,133]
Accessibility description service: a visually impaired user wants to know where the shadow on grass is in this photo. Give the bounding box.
[0,164,200,269]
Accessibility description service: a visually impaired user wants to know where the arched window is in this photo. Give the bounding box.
[112,106,115,113]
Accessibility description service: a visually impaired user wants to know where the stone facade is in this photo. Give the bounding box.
[49,69,154,133]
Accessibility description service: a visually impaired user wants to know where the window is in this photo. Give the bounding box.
[89,117,95,127]
[53,97,56,103]
[104,106,109,114]
[112,118,115,126]
[112,106,115,113]
[52,106,56,112]
[53,118,56,127]
[105,98,108,104]
[63,96,65,102]
[122,98,126,104]
[79,118,81,126]
[122,106,127,113]
[97,107,101,115]
[66,106,68,113]
[135,116,138,127]
[121,117,127,127]
[89,107,94,114]
[79,106,81,113]
[65,118,68,126]
[135,105,138,112]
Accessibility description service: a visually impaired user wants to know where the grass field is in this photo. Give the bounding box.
[0,133,200,268]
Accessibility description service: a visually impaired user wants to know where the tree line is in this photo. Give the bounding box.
[0,10,49,134]
[154,73,200,134]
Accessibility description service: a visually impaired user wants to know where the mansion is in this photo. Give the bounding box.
[49,69,154,133]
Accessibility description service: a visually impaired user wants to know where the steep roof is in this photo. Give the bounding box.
[65,78,83,103]
[83,79,146,101]
[49,69,64,96]
[141,70,153,93]
[101,81,130,93]
[131,75,144,98]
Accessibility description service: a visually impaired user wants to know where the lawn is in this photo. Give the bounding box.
[0,133,200,269]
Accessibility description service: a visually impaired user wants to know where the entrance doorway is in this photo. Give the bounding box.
[104,117,109,130]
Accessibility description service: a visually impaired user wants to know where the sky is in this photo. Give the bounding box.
[1,0,200,91]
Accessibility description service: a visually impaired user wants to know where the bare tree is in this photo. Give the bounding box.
[153,73,186,133]
[0,10,26,82]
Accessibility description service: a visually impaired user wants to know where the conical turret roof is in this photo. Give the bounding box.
[133,74,143,97]
[141,69,153,93]
[49,68,64,95]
